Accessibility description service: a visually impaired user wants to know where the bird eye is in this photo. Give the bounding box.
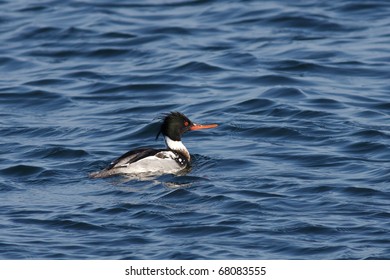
[184,121,189,126]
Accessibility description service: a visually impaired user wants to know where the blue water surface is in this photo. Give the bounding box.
[1,0,390,259]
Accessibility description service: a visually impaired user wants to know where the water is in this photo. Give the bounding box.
[1,0,389,259]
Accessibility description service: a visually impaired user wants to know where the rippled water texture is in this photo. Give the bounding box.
[1,0,390,259]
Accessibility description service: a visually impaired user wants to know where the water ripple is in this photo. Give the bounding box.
[1,0,390,260]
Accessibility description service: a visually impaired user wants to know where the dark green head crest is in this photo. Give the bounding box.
[155,112,193,141]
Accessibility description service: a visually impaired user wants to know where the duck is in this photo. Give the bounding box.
[89,112,218,178]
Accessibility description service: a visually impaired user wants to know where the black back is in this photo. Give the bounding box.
[105,148,162,170]
[104,147,189,171]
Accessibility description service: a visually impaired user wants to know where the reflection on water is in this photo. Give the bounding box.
[1,0,389,259]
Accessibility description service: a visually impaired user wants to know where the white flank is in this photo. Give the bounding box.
[119,153,181,173]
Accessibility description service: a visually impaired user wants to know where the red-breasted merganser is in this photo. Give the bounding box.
[89,112,218,178]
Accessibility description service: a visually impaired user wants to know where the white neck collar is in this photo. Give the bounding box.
[164,136,190,161]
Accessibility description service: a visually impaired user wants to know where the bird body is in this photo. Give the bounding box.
[89,112,217,178]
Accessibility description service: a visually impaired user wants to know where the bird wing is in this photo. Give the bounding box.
[106,148,162,170]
